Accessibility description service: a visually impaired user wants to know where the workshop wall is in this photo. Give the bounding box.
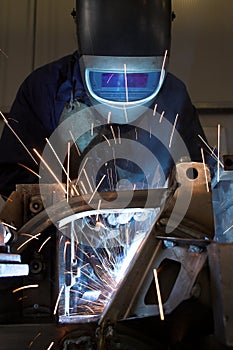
[0,0,232,151]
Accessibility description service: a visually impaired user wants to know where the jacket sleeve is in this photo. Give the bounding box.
[0,56,71,198]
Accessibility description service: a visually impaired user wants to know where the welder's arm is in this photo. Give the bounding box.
[0,77,53,198]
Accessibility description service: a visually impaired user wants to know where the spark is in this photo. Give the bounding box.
[117,126,121,144]
[81,270,114,294]
[0,110,38,164]
[112,147,118,186]
[18,163,41,178]
[91,122,94,136]
[28,332,42,349]
[1,222,17,230]
[106,74,114,84]
[0,193,12,201]
[69,130,81,156]
[45,138,71,182]
[135,127,138,140]
[0,48,8,58]
[33,148,67,195]
[198,134,224,167]
[66,141,70,202]
[201,148,210,192]
[17,232,41,251]
[20,233,40,238]
[46,341,55,350]
[75,278,102,293]
[110,125,117,144]
[159,111,165,123]
[161,49,168,74]
[76,232,108,271]
[153,103,158,116]
[53,285,65,315]
[123,104,128,123]
[64,240,71,263]
[38,236,51,253]
[70,183,80,196]
[76,157,89,183]
[80,304,95,314]
[96,199,102,221]
[8,117,18,123]
[12,284,39,293]
[80,180,88,194]
[59,235,64,245]
[102,134,111,146]
[123,63,129,102]
[217,124,221,182]
[107,111,111,124]
[73,229,80,249]
[83,168,94,192]
[107,167,114,191]
[153,268,164,321]
[223,224,233,235]
[17,295,28,302]
[169,113,178,148]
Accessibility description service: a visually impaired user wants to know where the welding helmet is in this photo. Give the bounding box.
[76,0,172,123]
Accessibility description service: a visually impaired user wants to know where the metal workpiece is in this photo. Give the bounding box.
[208,243,233,346]
[98,234,208,323]
[0,161,232,349]
[212,161,233,242]
[158,161,215,239]
[0,221,29,277]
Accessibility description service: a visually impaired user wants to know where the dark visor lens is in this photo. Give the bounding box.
[89,71,161,102]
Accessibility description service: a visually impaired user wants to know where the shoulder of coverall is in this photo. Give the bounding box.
[154,71,194,116]
[22,51,84,98]
[18,51,87,127]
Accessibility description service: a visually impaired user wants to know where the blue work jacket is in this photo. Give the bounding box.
[0,51,214,197]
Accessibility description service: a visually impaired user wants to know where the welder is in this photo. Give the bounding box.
[0,0,215,199]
